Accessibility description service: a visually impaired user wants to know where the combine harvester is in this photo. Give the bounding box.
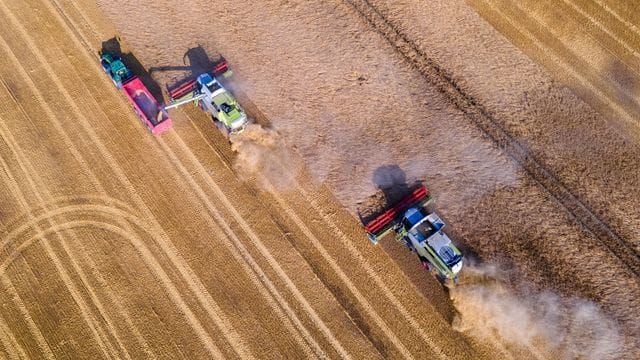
[165,59,249,135]
[365,185,464,283]
[99,51,172,135]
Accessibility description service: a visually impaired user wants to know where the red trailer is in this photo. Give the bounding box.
[122,77,172,135]
[100,52,172,135]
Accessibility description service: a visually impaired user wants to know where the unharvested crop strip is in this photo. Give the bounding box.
[341,0,640,277]
[505,0,640,121]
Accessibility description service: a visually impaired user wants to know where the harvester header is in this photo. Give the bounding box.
[167,58,231,101]
[365,185,431,243]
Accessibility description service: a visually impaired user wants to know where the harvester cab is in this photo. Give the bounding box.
[364,185,464,283]
[99,53,133,89]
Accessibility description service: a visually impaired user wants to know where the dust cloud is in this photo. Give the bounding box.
[450,264,627,360]
[230,124,300,191]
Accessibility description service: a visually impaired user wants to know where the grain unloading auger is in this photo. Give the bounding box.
[364,185,464,283]
[164,59,249,134]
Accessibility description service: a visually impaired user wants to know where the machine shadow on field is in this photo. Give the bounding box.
[100,37,164,102]
[148,45,218,77]
[149,44,273,129]
[358,164,420,225]
[148,45,227,93]
[359,165,456,322]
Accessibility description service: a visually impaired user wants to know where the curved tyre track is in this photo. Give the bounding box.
[47,0,437,357]
[0,5,248,356]
[28,0,356,356]
[0,129,122,358]
[341,0,640,277]
[0,0,390,358]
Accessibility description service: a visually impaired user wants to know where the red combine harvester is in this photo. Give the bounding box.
[100,51,172,135]
[365,185,464,282]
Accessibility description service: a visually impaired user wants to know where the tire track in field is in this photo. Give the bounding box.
[502,0,640,121]
[45,1,358,357]
[0,195,320,358]
[0,129,117,358]
[0,9,236,358]
[342,0,640,277]
[0,196,142,256]
[0,73,156,358]
[51,0,437,355]
[0,217,244,357]
[157,135,343,358]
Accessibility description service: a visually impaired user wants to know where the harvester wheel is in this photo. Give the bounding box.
[418,256,431,271]
[213,118,230,137]
[403,240,415,252]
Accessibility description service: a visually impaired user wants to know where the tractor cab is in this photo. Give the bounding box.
[100,53,133,88]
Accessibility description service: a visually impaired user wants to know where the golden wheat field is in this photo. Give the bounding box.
[0,0,637,358]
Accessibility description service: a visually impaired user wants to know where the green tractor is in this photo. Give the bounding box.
[99,52,134,89]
